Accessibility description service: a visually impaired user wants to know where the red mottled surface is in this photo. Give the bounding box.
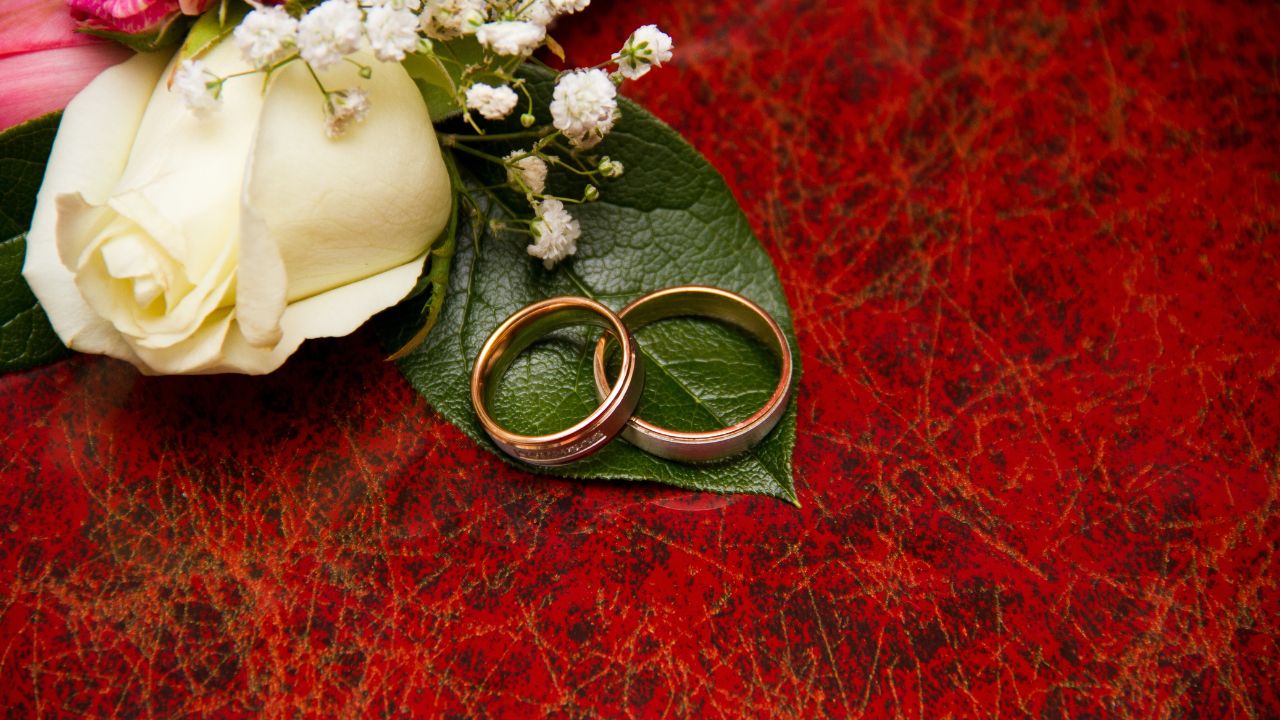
[2,0,1279,716]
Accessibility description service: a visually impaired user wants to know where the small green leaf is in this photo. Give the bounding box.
[385,69,800,503]
[0,114,71,372]
[1,234,71,373]
[0,113,59,239]
[77,13,192,53]
[177,0,250,63]
[403,37,503,122]
[383,154,462,360]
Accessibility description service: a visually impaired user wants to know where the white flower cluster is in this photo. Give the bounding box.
[465,82,518,120]
[489,23,672,268]
[233,5,299,69]
[504,151,548,194]
[419,0,589,49]
[177,1,674,271]
[172,59,221,115]
[527,198,579,269]
[420,0,486,39]
[611,24,673,80]
[179,0,606,127]
[324,87,372,137]
[549,68,616,148]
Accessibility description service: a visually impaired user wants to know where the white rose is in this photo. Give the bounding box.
[23,39,451,374]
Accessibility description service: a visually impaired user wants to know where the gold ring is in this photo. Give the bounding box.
[472,296,643,466]
[592,285,794,463]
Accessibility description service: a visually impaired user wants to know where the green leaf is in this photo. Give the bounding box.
[0,234,70,373]
[404,51,465,123]
[0,114,71,372]
[77,13,192,53]
[386,154,461,361]
[385,70,800,503]
[177,0,250,63]
[403,37,505,122]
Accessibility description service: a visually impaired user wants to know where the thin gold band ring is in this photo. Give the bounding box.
[471,296,643,466]
[592,285,793,463]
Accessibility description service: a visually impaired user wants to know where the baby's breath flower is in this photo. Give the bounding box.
[419,0,486,39]
[505,151,548,194]
[364,5,420,62]
[549,68,617,148]
[465,82,519,120]
[173,59,220,114]
[298,0,364,70]
[548,0,589,14]
[324,87,371,137]
[527,198,580,269]
[363,0,421,9]
[612,24,674,80]
[512,0,552,26]
[476,20,545,56]
[234,6,299,69]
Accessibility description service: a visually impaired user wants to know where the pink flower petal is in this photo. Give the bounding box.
[0,43,132,131]
[68,0,180,34]
[67,0,158,22]
[0,0,87,57]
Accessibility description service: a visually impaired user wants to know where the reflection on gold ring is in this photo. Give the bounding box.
[592,285,793,463]
[472,296,643,466]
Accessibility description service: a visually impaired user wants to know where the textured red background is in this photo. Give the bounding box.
[3,0,1279,716]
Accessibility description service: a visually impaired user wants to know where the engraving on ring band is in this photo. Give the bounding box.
[471,296,642,466]
[520,430,607,461]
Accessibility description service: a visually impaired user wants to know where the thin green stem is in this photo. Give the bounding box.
[442,129,550,143]
[448,142,507,164]
[343,56,373,77]
[539,193,586,205]
[548,139,597,172]
[304,61,330,95]
[550,160,600,179]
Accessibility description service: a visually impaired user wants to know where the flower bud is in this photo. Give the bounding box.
[583,184,600,202]
[598,156,624,178]
[521,112,536,128]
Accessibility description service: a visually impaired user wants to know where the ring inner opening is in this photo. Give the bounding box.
[601,315,781,433]
[490,324,625,436]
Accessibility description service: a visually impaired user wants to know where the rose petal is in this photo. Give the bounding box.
[241,53,450,304]
[132,306,236,374]
[213,254,429,375]
[23,51,166,363]
[130,254,426,375]
[234,202,287,348]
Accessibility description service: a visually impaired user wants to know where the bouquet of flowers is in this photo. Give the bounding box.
[0,0,801,502]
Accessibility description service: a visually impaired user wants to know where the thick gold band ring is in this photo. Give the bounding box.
[471,297,643,466]
[592,286,794,463]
